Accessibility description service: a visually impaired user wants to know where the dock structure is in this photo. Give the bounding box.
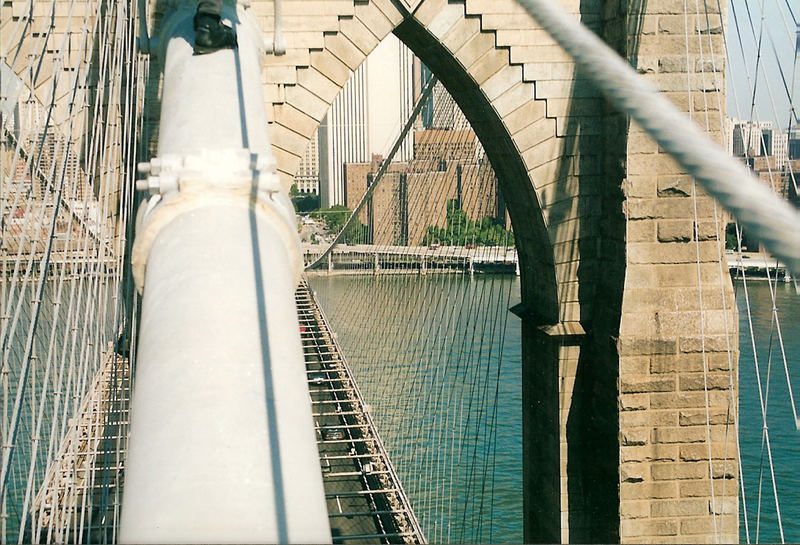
[727,251,794,281]
[295,279,425,544]
[303,244,518,276]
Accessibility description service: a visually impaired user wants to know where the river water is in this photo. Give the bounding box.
[310,274,800,543]
[6,274,796,542]
[735,279,800,543]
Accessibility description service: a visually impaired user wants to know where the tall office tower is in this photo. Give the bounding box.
[318,35,415,208]
[418,63,469,131]
[729,119,746,157]
[772,131,789,168]
[295,129,320,194]
[746,121,774,157]
[318,67,368,208]
[789,128,800,159]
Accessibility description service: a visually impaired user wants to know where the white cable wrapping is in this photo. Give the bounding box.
[516,0,800,275]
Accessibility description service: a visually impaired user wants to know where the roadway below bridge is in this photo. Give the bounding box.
[295,279,425,543]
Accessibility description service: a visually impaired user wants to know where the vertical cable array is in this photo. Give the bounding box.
[725,1,799,542]
[0,0,143,540]
[304,55,520,542]
[0,0,796,543]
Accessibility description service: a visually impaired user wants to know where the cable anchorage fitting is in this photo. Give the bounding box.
[132,149,297,293]
[134,150,279,197]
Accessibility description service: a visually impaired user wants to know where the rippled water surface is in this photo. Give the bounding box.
[312,274,799,543]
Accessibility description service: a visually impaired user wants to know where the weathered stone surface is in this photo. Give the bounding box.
[657,220,693,242]
[620,518,679,537]
[309,49,352,87]
[620,375,676,394]
[620,409,678,428]
[622,429,650,447]
[651,499,708,517]
[679,408,732,426]
[354,2,394,41]
[619,393,650,411]
[620,481,679,500]
[680,442,735,462]
[651,462,708,481]
[323,32,366,70]
[650,391,730,410]
[621,444,679,463]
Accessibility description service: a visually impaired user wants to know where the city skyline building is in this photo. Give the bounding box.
[728,119,775,159]
[343,127,504,247]
[726,117,800,208]
[298,36,492,207]
[295,128,319,194]
[317,35,416,208]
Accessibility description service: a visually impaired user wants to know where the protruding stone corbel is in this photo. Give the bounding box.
[509,303,587,344]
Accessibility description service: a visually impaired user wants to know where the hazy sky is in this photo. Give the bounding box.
[726,0,799,127]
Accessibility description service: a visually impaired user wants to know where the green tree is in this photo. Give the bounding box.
[292,193,319,212]
[311,205,368,244]
[422,199,514,247]
[311,205,350,232]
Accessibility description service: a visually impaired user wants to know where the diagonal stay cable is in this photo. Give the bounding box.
[305,75,438,270]
[515,0,800,275]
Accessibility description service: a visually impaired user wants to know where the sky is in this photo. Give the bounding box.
[726,0,800,128]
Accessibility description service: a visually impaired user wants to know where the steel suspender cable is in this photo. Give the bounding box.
[306,75,439,271]
[308,59,516,541]
[515,0,800,276]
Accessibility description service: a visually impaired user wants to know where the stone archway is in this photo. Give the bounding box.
[256,0,739,542]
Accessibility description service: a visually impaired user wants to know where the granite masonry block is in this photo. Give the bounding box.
[628,220,656,242]
[680,516,736,536]
[620,374,677,394]
[679,334,735,353]
[621,463,648,482]
[617,337,677,356]
[649,391,727,410]
[625,176,658,198]
[650,354,704,373]
[679,373,733,391]
[324,33,366,70]
[652,426,710,444]
[679,408,733,426]
[621,409,679,428]
[650,499,708,517]
[651,461,708,481]
[619,393,650,411]
[620,357,650,375]
[622,429,650,446]
[620,500,651,519]
[680,442,735,462]
[710,461,737,480]
[620,518,679,537]
[709,498,738,515]
[657,220,693,242]
[620,481,679,501]
[621,444,679,463]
